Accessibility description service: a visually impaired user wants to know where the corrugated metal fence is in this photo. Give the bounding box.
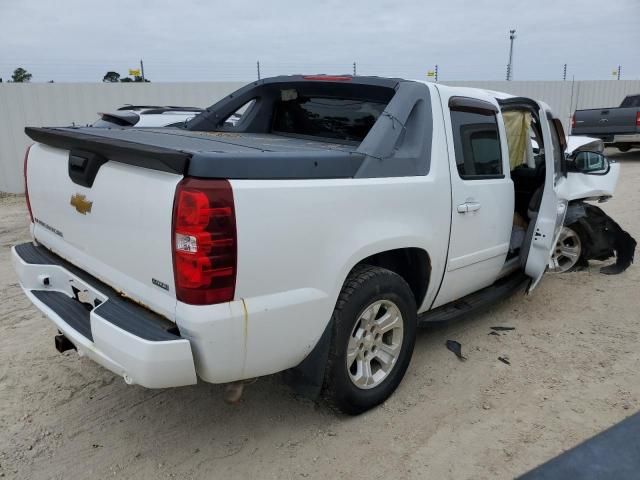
[447,80,640,131]
[0,82,244,193]
[2,80,639,193]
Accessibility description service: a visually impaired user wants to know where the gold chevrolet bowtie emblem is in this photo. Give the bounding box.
[70,194,93,215]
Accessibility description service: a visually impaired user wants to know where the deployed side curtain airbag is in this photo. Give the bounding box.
[503,110,532,170]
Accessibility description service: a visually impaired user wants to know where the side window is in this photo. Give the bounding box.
[450,108,503,179]
[620,95,640,108]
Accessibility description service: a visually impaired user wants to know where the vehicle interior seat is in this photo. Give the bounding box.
[512,161,545,219]
[503,110,545,220]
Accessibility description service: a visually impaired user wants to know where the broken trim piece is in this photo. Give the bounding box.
[564,201,636,274]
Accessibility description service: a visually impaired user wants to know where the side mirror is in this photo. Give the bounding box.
[571,151,610,175]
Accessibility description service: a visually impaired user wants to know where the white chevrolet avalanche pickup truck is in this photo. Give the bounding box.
[13,75,630,414]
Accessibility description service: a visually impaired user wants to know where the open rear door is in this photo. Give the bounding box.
[499,98,568,292]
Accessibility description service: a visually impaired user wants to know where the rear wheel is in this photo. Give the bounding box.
[322,265,416,415]
[617,144,632,153]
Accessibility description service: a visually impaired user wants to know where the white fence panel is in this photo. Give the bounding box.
[0,82,244,193]
[1,80,639,193]
[446,80,640,131]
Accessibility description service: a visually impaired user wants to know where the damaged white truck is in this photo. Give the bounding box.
[13,75,636,414]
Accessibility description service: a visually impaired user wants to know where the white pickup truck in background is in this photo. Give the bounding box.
[13,75,635,414]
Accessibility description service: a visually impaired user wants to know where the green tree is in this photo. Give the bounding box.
[11,67,32,83]
[120,77,133,83]
[102,71,121,83]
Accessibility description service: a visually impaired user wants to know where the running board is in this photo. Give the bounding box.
[418,271,530,325]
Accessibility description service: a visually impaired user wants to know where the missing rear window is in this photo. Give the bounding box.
[272,96,386,142]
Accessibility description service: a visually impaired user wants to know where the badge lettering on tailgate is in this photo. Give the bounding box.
[152,278,170,291]
[70,194,93,215]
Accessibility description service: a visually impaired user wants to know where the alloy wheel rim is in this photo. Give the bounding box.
[346,299,404,390]
[550,226,582,273]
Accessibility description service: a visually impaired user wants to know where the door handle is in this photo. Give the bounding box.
[457,201,481,213]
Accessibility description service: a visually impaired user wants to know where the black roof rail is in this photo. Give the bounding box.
[117,105,204,114]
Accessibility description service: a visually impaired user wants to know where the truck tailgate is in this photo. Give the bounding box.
[23,126,364,321]
[26,142,182,320]
[574,107,639,136]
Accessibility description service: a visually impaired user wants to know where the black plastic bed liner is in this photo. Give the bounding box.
[25,127,365,179]
[15,243,180,342]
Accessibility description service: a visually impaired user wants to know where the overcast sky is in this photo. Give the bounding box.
[1,0,638,83]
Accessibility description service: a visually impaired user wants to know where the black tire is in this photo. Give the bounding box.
[568,222,591,269]
[322,265,417,415]
[553,223,588,272]
[617,144,632,153]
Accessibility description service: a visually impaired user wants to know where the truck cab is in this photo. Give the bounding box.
[428,85,567,303]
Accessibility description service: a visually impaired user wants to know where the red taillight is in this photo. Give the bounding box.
[23,144,34,223]
[302,75,352,81]
[571,114,576,130]
[172,178,237,305]
[636,112,640,127]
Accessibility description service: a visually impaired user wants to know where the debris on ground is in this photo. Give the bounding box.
[491,326,516,332]
[498,356,511,365]
[445,340,467,361]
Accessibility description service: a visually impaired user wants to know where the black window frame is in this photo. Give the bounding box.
[449,97,505,181]
[551,117,568,178]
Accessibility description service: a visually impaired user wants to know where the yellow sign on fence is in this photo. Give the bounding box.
[128,69,141,76]
[427,71,436,77]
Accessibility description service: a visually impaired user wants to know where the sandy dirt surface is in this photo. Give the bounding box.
[1,149,639,480]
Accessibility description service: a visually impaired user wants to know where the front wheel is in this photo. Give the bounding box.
[617,144,632,153]
[322,265,417,415]
[549,225,586,273]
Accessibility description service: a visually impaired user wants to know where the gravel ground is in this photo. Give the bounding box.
[0,149,639,480]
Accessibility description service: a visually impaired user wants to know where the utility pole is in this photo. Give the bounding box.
[563,63,567,81]
[257,61,261,80]
[140,59,145,82]
[569,75,576,134]
[506,29,516,81]
[353,62,357,76]
[434,64,438,82]
[617,65,621,80]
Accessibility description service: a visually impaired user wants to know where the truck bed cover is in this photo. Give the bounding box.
[25,126,364,179]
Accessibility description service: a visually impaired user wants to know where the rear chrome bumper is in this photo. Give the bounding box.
[612,134,640,143]
[12,243,197,388]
